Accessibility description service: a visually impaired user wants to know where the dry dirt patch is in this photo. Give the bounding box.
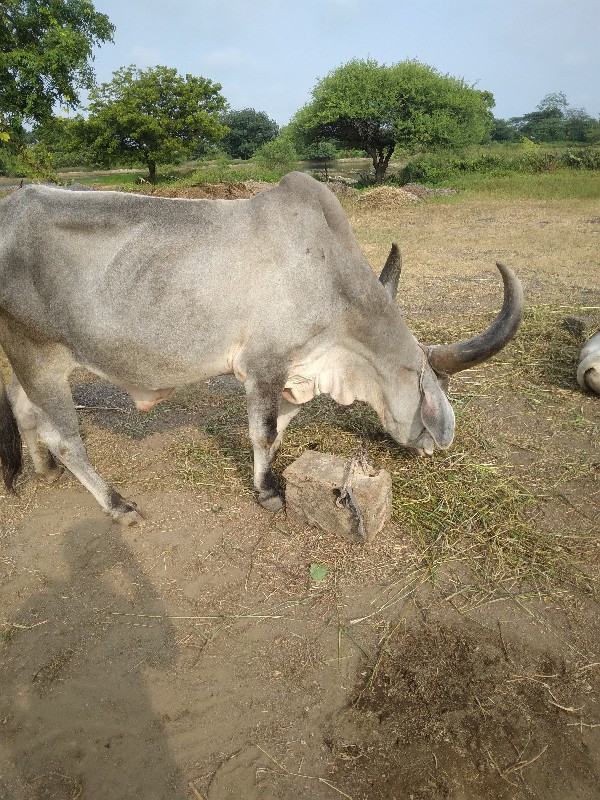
[1,180,599,799]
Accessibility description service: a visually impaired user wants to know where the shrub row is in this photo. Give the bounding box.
[399,147,600,184]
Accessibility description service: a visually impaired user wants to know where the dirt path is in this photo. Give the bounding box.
[1,182,599,799]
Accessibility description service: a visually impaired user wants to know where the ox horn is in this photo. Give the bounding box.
[426,262,524,375]
[379,243,402,299]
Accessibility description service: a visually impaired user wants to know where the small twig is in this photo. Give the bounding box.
[578,662,600,673]
[10,620,48,630]
[502,744,548,777]
[74,404,130,413]
[497,620,511,663]
[547,696,584,713]
[245,531,268,592]
[566,721,600,730]
[256,745,354,799]
[507,675,584,713]
[188,781,207,800]
[474,694,487,719]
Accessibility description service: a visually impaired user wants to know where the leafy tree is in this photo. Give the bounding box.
[490,117,522,143]
[537,92,568,114]
[508,93,599,143]
[303,140,338,179]
[509,108,564,142]
[564,108,598,142]
[84,65,228,181]
[292,59,494,182]
[583,120,600,144]
[31,114,91,167]
[220,108,279,159]
[0,0,114,135]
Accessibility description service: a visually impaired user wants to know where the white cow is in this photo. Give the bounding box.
[577,331,600,394]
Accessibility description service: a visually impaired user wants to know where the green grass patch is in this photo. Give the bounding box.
[398,144,600,200]
[439,169,600,200]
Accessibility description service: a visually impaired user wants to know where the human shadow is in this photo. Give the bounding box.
[0,520,184,799]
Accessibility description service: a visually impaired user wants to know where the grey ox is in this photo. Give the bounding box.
[0,172,523,524]
[577,331,600,394]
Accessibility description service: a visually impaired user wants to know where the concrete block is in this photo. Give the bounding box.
[283,450,392,542]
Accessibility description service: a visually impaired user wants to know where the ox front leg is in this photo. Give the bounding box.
[245,379,294,512]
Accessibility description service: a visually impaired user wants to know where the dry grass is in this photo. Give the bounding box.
[346,191,600,312]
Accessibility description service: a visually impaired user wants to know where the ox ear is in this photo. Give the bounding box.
[420,370,455,449]
[379,243,402,300]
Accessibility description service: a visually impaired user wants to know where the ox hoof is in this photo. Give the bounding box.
[44,466,64,484]
[258,491,285,512]
[108,492,145,526]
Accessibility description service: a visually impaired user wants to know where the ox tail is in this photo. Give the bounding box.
[0,372,23,491]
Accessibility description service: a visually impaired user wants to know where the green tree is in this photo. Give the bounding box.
[490,117,522,143]
[509,108,565,142]
[508,93,598,143]
[292,59,494,182]
[510,92,564,142]
[303,140,338,179]
[31,114,91,167]
[220,108,279,159]
[84,65,228,181]
[0,0,114,134]
[564,108,598,142]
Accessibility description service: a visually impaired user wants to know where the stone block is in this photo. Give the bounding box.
[282,450,392,542]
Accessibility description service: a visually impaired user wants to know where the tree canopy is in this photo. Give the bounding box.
[292,59,494,181]
[507,92,600,143]
[0,0,114,134]
[220,108,279,159]
[84,65,228,181]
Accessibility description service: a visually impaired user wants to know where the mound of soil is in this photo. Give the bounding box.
[360,185,420,210]
[136,180,272,200]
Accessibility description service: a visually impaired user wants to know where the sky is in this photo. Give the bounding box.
[87,0,600,126]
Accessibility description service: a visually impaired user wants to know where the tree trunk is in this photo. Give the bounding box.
[371,146,395,183]
[147,159,157,183]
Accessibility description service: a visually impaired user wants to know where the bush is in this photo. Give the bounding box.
[398,145,600,184]
[252,137,298,176]
[562,148,600,169]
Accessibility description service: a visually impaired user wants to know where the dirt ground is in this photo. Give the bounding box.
[1,180,599,800]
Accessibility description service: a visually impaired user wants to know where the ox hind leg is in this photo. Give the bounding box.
[7,375,62,482]
[245,380,301,511]
[7,343,143,525]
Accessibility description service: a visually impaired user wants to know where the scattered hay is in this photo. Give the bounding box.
[359,185,420,210]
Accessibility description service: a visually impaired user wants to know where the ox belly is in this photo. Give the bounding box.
[125,386,175,412]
